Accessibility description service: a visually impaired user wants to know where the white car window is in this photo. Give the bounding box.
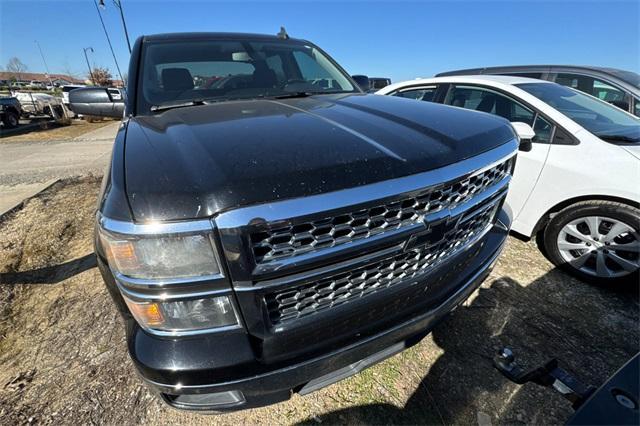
[393,87,437,102]
[518,82,640,143]
[445,85,535,125]
[532,115,553,144]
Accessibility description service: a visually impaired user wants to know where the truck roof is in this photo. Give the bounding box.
[143,32,306,43]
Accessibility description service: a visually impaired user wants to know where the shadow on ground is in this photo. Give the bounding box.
[0,117,58,138]
[298,267,639,425]
[0,253,96,285]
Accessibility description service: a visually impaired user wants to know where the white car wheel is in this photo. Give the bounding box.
[556,216,640,278]
[543,201,640,284]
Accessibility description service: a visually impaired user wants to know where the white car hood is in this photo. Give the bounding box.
[621,144,640,160]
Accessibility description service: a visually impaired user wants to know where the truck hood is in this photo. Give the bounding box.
[124,93,515,221]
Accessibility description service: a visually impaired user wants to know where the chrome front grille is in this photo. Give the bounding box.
[215,141,517,361]
[251,158,512,264]
[265,200,500,324]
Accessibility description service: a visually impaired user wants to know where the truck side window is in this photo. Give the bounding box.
[394,87,437,102]
[445,86,535,126]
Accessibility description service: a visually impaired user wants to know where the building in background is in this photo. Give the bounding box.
[0,71,86,87]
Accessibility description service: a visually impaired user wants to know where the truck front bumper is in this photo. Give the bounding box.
[121,208,511,412]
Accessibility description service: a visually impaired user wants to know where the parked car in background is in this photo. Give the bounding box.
[107,87,123,101]
[350,75,392,92]
[10,81,29,89]
[28,80,47,89]
[0,97,23,128]
[70,31,520,412]
[436,65,640,117]
[378,76,640,283]
[61,85,87,117]
[369,77,392,91]
[61,84,86,105]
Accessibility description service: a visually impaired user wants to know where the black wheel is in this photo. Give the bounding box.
[2,110,19,128]
[542,200,640,284]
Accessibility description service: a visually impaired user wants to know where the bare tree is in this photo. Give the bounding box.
[61,59,82,80]
[6,57,27,81]
[91,67,113,87]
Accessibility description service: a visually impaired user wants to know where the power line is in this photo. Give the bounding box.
[92,0,125,86]
[34,40,54,86]
[99,0,132,53]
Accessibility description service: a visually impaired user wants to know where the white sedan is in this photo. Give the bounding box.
[377,75,640,283]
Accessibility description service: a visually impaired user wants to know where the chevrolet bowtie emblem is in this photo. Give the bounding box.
[404,209,461,251]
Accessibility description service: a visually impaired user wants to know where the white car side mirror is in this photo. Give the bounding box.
[511,122,536,152]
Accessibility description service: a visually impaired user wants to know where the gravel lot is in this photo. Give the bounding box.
[0,119,115,143]
[0,121,118,188]
[0,178,638,425]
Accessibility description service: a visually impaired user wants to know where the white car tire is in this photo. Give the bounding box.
[542,200,640,284]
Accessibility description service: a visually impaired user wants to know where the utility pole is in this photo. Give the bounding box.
[99,0,132,53]
[83,47,95,85]
[92,0,125,86]
[34,40,54,87]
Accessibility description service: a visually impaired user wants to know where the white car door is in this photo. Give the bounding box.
[442,84,553,219]
[507,114,554,220]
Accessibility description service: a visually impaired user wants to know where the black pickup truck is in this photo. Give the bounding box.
[0,96,22,128]
[70,32,522,412]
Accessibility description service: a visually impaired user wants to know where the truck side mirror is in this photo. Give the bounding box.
[69,87,125,119]
[351,75,371,92]
[511,122,535,152]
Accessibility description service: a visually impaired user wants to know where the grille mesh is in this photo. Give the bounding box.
[265,202,499,324]
[252,159,511,263]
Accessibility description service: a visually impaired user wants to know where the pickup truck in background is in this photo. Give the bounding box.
[369,77,392,90]
[70,31,524,412]
[0,96,22,128]
[12,91,67,119]
[352,75,392,92]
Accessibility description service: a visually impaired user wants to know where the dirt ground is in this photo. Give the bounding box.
[0,178,638,425]
[0,119,114,143]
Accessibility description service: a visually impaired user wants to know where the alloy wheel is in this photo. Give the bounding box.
[556,215,640,278]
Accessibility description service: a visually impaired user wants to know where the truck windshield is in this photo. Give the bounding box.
[516,82,640,143]
[137,38,358,114]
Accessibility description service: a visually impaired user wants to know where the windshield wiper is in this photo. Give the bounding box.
[270,91,315,99]
[150,99,207,112]
[270,90,354,99]
[596,134,640,144]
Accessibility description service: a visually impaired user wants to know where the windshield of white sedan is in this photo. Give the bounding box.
[516,83,640,143]
[138,39,357,114]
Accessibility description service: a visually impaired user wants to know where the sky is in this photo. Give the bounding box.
[0,0,638,83]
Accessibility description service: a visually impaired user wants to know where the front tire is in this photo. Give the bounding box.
[2,110,19,128]
[542,200,640,284]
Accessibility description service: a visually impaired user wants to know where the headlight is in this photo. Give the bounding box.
[122,295,238,333]
[98,229,221,280]
[97,217,241,335]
